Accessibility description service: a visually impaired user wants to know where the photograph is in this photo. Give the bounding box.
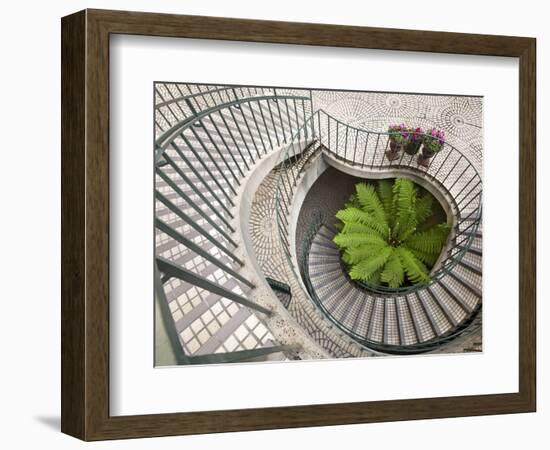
[154,83,483,365]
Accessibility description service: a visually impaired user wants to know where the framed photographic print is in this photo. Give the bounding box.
[61,9,536,441]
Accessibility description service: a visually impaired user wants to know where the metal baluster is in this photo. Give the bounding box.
[266,99,281,147]
[344,124,349,160]
[368,134,378,168]
[301,99,308,141]
[177,132,236,199]
[447,164,471,193]
[273,91,287,143]
[336,120,340,158]
[245,102,268,155]
[156,218,254,288]
[155,86,181,124]
[454,174,479,205]
[236,104,261,159]
[155,167,237,247]
[206,85,220,106]
[352,128,359,164]
[157,106,174,128]
[155,190,244,267]
[188,126,239,190]
[156,257,272,315]
[257,100,275,150]
[440,154,464,185]
[283,98,293,138]
[155,119,166,133]
[293,99,300,139]
[379,136,390,167]
[215,111,251,169]
[192,117,241,184]
[432,147,454,178]
[170,139,235,210]
[160,153,233,228]
[226,107,255,163]
[327,116,332,152]
[204,115,246,178]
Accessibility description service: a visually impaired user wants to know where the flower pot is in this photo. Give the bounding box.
[417,145,436,167]
[422,146,436,159]
[404,141,421,155]
[386,142,403,161]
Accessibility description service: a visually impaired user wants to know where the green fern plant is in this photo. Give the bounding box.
[333,178,450,288]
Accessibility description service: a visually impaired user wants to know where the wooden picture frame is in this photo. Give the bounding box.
[61,9,536,441]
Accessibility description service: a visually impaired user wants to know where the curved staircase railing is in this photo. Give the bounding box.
[154,84,313,363]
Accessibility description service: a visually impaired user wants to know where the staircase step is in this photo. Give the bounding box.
[419,288,453,335]
[333,283,363,326]
[395,296,419,345]
[350,295,375,337]
[448,271,482,298]
[383,299,401,345]
[407,293,436,342]
[429,283,467,326]
[457,258,482,276]
[367,298,385,342]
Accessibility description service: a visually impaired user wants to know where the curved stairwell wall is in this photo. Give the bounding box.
[234,140,331,359]
[250,146,372,358]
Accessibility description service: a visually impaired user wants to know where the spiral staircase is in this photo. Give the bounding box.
[154,83,483,365]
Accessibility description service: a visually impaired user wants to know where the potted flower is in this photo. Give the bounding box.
[404,127,424,155]
[418,127,445,167]
[386,124,407,161]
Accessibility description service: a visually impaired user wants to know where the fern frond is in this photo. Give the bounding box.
[408,247,439,266]
[368,268,383,285]
[349,246,392,281]
[333,232,386,250]
[344,242,389,264]
[395,246,430,284]
[392,178,418,241]
[396,211,418,242]
[377,179,394,225]
[415,194,433,225]
[341,221,377,235]
[405,223,451,254]
[380,251,405,288]
[335,207,388,238]
[355,182,387,227]
[393,178,416,211]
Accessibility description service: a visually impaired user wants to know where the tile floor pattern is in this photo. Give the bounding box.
[312,91,483,168]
